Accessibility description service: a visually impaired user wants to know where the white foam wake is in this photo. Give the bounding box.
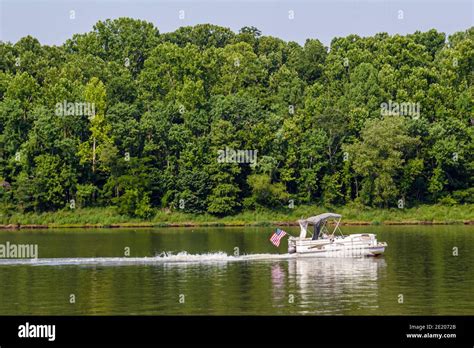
[0,251,295,266]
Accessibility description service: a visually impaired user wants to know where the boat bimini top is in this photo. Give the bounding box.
[297,213,342,240]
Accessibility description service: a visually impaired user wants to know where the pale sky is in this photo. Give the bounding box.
[1,0,473,46]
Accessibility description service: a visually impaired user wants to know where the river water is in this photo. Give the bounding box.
[0,225,472,315]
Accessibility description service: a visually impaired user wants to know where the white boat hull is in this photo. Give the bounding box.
[288,233,387,257]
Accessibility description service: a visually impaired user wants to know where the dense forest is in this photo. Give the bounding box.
[0,19,473,218]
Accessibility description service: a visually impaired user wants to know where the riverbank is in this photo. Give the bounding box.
[0,204,472,229]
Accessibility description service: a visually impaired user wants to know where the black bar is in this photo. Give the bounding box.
[0,316,472,346]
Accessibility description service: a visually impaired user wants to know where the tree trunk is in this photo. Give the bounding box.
[92,137,96,173]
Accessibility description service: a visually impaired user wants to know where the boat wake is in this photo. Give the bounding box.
[0,251,296,266]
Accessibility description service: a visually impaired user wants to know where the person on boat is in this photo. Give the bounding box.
[313,220,329,240]
[312,221,321,240]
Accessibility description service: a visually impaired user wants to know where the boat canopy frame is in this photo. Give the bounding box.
[297,213,343,239]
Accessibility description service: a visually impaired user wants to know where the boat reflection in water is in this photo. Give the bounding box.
[272,257,387,314]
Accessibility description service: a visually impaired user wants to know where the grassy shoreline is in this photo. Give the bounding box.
[0,204,473,229]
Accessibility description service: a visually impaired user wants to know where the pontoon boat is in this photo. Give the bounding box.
[287,213,387,257]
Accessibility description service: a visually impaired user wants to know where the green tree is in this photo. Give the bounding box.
[77,77,113,173]
[344,116,419,207]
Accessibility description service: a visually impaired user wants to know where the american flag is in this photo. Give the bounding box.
[270,228,287,247]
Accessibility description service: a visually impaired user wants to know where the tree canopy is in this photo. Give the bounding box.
[1,20,473,216]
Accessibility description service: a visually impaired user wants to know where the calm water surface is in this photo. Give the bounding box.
[0,225,473,315]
